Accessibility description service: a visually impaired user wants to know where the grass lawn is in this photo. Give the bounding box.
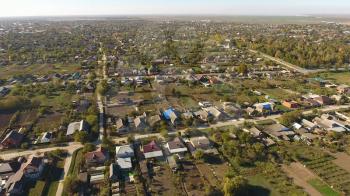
[255,119,276,126]
[308,179,340,196]
[179,96,198,108]
[29,180,46,196]
[317,72,350,85]
[0,63,80,79]
[260,88,294,100]
[68,148,83,176]
[46,159,65,196]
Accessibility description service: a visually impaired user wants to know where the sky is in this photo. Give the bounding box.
[0,0,350,17]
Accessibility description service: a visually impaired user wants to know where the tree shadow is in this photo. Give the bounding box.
[243,184,271,196]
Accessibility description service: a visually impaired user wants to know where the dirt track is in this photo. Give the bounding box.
[282,162,322,196]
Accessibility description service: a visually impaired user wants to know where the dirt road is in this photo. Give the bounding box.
[282,162,322,196]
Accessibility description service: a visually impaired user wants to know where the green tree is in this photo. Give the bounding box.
[279,110,302,127]
[237,64,249,75]
[74,131,89,144]
[194,150,204,160]
[97,80,108,95]
[223,176,248,196]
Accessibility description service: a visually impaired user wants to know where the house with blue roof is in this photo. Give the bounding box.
[163,108,179,125]
[254,102,274,113]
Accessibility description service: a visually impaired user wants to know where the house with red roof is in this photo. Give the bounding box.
[85,147,109,166]
[142,140,163,159]
[1,130,24,149]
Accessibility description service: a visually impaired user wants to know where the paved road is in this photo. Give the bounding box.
[249,49,322,74]
[0,142,83,160]
[55,145,82,196]
[97,94,105,142]
[303,105,350,115]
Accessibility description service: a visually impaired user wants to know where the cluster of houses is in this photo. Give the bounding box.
[111,104,233,135]
[244,111,350,147]
[77,134,217,195]
[0,120,90,149]
[0,155,47,195]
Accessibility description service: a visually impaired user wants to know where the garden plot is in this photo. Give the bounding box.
[181,160,206,196]
[301,153,350,194]
[195,155,229,186]
[149,164,184,196]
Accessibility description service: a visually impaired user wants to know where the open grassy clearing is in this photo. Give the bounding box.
[316,72,350,85]
[260,88,295,100]
[0,63,80,79]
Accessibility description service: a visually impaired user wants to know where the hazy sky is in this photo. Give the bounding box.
[0,0,349,17]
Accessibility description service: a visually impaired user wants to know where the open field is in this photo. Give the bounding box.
[282,162,322,196]
[260,88,295,100]
[316,72,350,85]
[34,112,64,131]
[0,63,80,79]
[0,113,13,131]
[17,110,38,125]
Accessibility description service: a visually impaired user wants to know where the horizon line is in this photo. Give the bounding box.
[1,13,349,18]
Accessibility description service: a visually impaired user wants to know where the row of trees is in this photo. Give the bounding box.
[251,37,350,69]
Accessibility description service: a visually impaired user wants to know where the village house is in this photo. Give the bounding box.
[66,120,89,136]
[254,102,274,113]
[0,86,10,97]
[4,155,46,195]
[147,115,162,128]
[163,108,179,126]
[115,145,134,171]
[85,147,109,167]
[337,84,350,94]
[0,161,20,180]
[314,95,333,105]
[243,127,263,138]
[263,124,295,141]
[194,110,210,122]
[222,102,242,118]
[181,112,194,120]
[142,140,163,159]
[303,98,321,108]
[134,114,148,131]
[40,132,52,143]
[115,118,128,134]
[313,117,346,132]
[1,130,24,149]
[165,137,188,155]
[187,136,217,154]
[282,100,299,109]
[203,107,225,121]
[295,128,319,144]
[22,156,46,179]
